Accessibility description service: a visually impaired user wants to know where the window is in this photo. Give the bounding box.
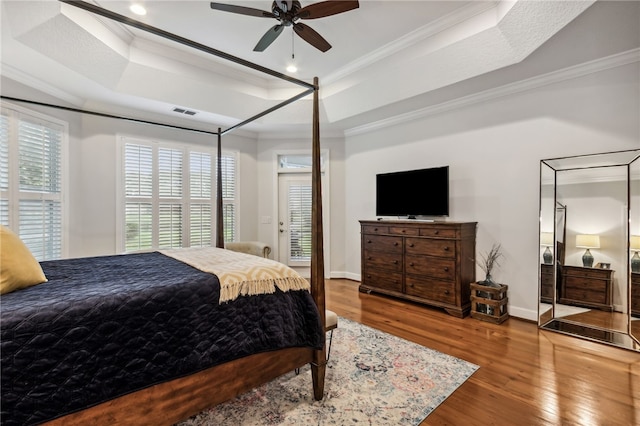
[0,106,66,261]
[219,152,237,243]
[121,137,237,252]
[288,181,312,261]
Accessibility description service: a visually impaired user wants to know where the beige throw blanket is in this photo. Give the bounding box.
[159,247,309,303]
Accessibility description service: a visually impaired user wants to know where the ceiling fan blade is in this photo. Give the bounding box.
[210,2,275,18]
[254,24,285,52]
[293,23,331,52]
[296,0,359,19]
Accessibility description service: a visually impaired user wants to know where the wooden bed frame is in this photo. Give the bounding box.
[13,1,328,424]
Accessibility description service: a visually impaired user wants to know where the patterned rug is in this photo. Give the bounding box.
[178,317,478,425]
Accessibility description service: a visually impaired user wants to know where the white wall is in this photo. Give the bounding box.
[344,62,640,321]
[73,115,259,257]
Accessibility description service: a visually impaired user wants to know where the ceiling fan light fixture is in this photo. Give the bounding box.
[209,1,359,53]
[286,64,298,73]
[130,4,147,16]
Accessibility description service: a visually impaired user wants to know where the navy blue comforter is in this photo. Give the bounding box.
[0,252,323,425]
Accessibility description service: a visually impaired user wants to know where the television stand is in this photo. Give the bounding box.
[360,220,477,317]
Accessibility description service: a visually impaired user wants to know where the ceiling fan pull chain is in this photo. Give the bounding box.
[291,29,295,60]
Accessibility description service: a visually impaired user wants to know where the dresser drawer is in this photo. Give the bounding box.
[564,276,608,293]
[563,288,607,304]
[362,268,403,293]
[405,276,455,304]
[362,225,389,235]
[564,267,612,280]
[389,226,419,236]
[406,255,455,280]
[541,283,554,299]
[405,238,455,258]
[419,227,457,239]
[362,235,402,253]
[541,272,554,287]
[363,249,402,272]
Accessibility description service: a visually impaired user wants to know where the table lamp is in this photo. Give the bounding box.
[540,232,554,264]
[631,235,640,273]
[576,234,600,268]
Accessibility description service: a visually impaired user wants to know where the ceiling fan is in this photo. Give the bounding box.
[209,1,359,52]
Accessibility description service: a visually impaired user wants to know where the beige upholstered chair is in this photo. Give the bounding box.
[225,241,271,258]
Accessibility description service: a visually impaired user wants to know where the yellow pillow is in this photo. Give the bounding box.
[0,225,48,295]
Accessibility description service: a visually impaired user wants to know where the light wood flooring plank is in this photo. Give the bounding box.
[325,279,640,425]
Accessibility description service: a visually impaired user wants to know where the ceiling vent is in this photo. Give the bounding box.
[172,107,197,116]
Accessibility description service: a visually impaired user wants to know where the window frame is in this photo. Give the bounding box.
[116,135,238,252]
[1,103,69,260]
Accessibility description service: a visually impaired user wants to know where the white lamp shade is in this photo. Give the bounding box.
[576,234,600,249]
[631,235,640,250]
[540,232,554,246]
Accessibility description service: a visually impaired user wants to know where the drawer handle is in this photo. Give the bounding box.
[409,283,414,288]
[444,290,450,295]
[393,260,398,265]
[367,275,371,278]
[367,240,372,244]
[443,267,449,272]
[443,246,450,251]
[409,262,414,267]
[402,229,406,233]
[434,230,439,235]
[394,242,399,246]
[409,243,414,247]
[367,256,372,260]
[374,228,378,231]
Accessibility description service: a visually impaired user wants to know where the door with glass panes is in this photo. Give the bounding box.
[278,174,312,268]
[276,152,328,273]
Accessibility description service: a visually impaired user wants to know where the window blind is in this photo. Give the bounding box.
[122,141,235,251]
[218,152,237,242]
[288,182,312,261]
[1,108,65,260]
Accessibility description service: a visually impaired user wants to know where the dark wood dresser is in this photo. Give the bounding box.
[558,265,614,311]
[359,220,476,318]
[631,272,640,317]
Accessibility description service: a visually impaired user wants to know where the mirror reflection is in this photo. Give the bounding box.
[538,149,640,352]
[630,156,640,345]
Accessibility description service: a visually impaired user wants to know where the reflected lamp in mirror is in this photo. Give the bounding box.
[540,232,554,264]
[631,235,640,273]
[576,234,600,268]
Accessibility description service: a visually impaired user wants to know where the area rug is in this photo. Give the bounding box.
[178,317,478,425]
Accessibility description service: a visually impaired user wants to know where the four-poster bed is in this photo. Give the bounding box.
[0,1,327,424]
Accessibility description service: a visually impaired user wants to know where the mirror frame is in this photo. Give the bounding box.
[538,149,640,352]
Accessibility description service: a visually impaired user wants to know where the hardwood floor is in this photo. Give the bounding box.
[325,279,640,425]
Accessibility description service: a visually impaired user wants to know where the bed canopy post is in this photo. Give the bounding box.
[310,76,326,400]
[216,129,224,248]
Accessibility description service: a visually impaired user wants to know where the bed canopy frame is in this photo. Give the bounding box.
[1,0,326,423]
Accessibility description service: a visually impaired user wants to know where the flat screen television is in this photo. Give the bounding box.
[376,166,449,218]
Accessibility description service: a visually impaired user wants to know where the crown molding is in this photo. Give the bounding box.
[345,48,640,137]
[0,64,85,106]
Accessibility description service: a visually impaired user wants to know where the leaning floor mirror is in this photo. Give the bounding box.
[539,149,640,352]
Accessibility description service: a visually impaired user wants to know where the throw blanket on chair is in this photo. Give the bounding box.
[160,247,310,303]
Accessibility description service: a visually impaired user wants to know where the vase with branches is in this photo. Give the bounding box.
[477,243,503,288]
